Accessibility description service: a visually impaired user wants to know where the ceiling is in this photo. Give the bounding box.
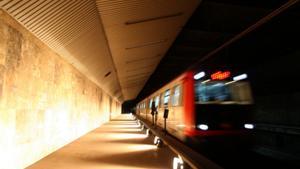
[0,0,200,102]
[96,0,200,100]
[136,0,298,101]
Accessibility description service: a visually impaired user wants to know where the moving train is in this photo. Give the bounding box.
[136,70,254,142]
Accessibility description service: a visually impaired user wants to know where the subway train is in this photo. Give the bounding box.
[136,70,254,142]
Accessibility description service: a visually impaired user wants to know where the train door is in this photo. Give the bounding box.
[159,89,171,128]
[166,84,186,140]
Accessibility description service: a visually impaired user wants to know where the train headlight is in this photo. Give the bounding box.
[244,124,254,129]
[197,124,209,130]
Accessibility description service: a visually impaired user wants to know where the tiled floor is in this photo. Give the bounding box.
[27,115,176,169]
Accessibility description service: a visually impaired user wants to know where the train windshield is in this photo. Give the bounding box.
[194,80,253,104]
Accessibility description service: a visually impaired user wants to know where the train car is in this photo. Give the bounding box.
[136,69,253,142]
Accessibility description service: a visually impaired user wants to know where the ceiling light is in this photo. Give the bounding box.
[233,74,247,81]
[194,71,205,80]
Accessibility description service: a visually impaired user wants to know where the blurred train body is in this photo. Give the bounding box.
[136,70,253,142]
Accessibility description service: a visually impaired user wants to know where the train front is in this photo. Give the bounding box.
[186,70,254,145]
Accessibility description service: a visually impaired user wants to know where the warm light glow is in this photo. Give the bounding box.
[244,124,254,129]
[146,129,150,136]
[0,126,16,169]
[108,125,141,129]
[173,155,184,169]
[176,124,185,128]
[97,143,157,154]
[127,144,157,152]
[233,73,248,81]
[107,128,141,132]
[194,71,205,80]
[154,136,161,145]
[197,124,209,130]
[109,133,148,140]
[211,71,231,80]
[140,124,144,131]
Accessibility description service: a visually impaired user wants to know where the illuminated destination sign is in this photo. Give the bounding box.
[211,71,231,80]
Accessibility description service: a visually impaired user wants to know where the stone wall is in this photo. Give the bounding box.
[0,10,121,169]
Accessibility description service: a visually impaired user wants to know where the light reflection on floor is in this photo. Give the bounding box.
[27,115,176,169]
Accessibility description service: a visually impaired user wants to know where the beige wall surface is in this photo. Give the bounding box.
[0,10,120,169]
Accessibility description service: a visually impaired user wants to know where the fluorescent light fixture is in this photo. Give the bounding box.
[194,71,205,80]
[244,124,254,129]
[233,73,248,81]
[197,124,209,130]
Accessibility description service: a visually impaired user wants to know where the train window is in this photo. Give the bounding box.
[194,81,253,104]
[160,93,164,107]
[149,98,153,108]
[172,85,181,106]
[164,89,170,106]
[155,96,159,107]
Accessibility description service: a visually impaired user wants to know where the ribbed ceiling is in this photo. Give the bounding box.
[96,0,200,100]
[0,0,123,101]
[0,0,200,101]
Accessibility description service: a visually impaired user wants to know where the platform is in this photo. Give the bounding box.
[27,115,176,169]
